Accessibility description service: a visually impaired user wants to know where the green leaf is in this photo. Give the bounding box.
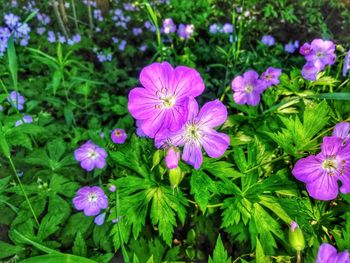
[72,231,87,257]
[7,34,18,90]
[20,254,98,263]
[51,70,62,95]
[208,235,232,263]
[190,170,217,212]
[308,92,350,100]
[60,213,93,247]
[255,238,267,263]
[0,240,24,259]
[0,129,10,158]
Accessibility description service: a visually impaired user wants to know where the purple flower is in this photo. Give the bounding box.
[15,115,33,126]
[74,141,108,171]
[36,13,50,25]
[261,35,275,46]
[165,147,180,169]
[304,39,336,70]
[177,24,194,39]
[285,42,297,53]
[7,91,25,110]
[73,186,108,216]
[57,33,66,44]
[155,99,230,170]
[4,13,19,28]
[47,31,56,43]
[94,212,106,225]
[222,23,233,34]
[316,243,350,263]
[36,27,46,35]
[139,44,147,52]
[299,42,312,56]
[209,23,220,34]
[343,50,350,77]
[144,21,156,32]
[162,18,176,34]
[261,67,282,88]
[294,40,299,49]
[128,62,205,138]
[118,40,127,51]
[231,70,266,106]
[332,122,350,145]
[292,136,350,201]
[108,185,116,192]
[132,27,142,36]
[93,9,103,22]
[136,120,147,138]
[290,221,298,232]
[0,27,11,40]
[111,128,127,144]
[301,61,319,81]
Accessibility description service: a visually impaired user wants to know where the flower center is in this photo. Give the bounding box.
[316,52,323,58]
[88,149,99,160]
[322,156,339,175]
[115,130,122,137]
[88,192,98,203]
[184,123,201,142]
[161,96,175,108]
[156,88,176,109]
[245,85,253,93]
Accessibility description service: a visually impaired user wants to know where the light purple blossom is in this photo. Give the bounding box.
[119,40,127,51]
[261,67,282,88]
[165,147,180,169]
[299,42,312,56]
[333,122,350,145]
[292,136,350,200]
[128,62,205,138]
[290,221,298,232]
[123,3,136,11]
[139,44,147,52]
[316,243,350,263]
[7,91,25,110]
[222,23,233,34]
[4,13,19,28]
[108,185,116,192]
[47,31,56,43]
[261,35,275,46]
[15,115,33,126]
[177,24,194,39]
[57,33,66,44]
[74,141,108,171]
[285,42,297,53]
[73,186,108,216]
[162,18,176,34]
[304,39,336,70]
[0,105,3,111]
[111,128,127,144]
[132,27,142,36]
[301,61,319,81]
[144,21,156,32]
[36,13,50,25]
[36,27,46,35]
[231,70,266,106]
[94,212,106,225]
[93,9,103,22]
[155,99,230,169]
[343,50,350,77]
[209,23,220,34]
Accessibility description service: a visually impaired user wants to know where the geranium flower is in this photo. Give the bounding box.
[162,18,176,34]
[111,128,127,144]
[73,186,108,216]
[332,122,350,145]
[165,147,180,169]
[156,99,230,169]
[7,91,25,110]
[231,70,265,106]
[128,62,205,138]
[15,115,32,126]
[305,39,335,70]
[261,35,275,46]
[301,61,319,81]
[316,243,350,263]
[261,67,282,88]
[292,136,350,200]
[74,141,108,171]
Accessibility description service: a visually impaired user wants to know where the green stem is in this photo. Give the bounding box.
[8,156,39,226]
[87,0,94,37]
[51,0,69,38]
[115,189,129,263]
[71,0,80,32]
[296,250,301,263]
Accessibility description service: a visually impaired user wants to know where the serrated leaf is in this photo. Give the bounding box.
[208,235,232,263]
[72,231,87,257]
[0,240,24,259]
[256,238,268,263]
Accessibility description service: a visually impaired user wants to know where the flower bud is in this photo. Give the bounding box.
[289,221,305,251]
[169,167,183,188]
[165,147,180,169]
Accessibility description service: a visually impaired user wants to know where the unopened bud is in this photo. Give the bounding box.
[289,221,305,251]
[169,167,183,188]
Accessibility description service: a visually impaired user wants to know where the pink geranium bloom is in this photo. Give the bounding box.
[128,62,205,138]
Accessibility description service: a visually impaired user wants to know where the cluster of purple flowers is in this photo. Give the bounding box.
[231,67,282,106]
[299,39,336,81]
[161,18,194,39]
[47,31,81,46]
[112,8,131,29]
[93,9,104,22]
[292,122,350,201]
[128,61,230,170]
[209,23,233,35]
[284,40,299,53]
[5,91,34,126]
[261,35,275,46]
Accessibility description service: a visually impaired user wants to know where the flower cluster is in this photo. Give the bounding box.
[161,18,194,39]
[128,61,230,169]
[208,23,233,35]
[261,35,275,46]
[292,122,350,200]
[231,67,281,106]
[284,40,299,53]
[299,39,336,81]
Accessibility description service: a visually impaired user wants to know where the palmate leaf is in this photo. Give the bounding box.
[208,235,232,263]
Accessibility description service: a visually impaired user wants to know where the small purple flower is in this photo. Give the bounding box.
[285,42,297,53]
[305,39,336,70]
[15,115,33,126]
[294,40,299,49]
[162,18,176,34]
[261,35,275,46]
[74,141,108,171]
[57,33,66,43]
[128,62,205,138]
[93,9,103,22]
[139,44,147,52]
[332,122,350,145]
[7,91,25,110]
[301,61,319,81]
[231,70,266,106]
[47,31,56,43]
[132,27,142,36]
[316,243,350,263]
[165,147,180,169]
[36,27,46,35]
[155,99,230,170]
[94,212,106,225]
[111,128,127,144]
[4,13,19,28]
[108,185,116,192]
[119,40,127,51]
[73,186,108,216]
[261,67,282,88]
[292,136,350,201]
[222,23,233,34]
[0,27,11,40]
[177,24,194,39]
[299,42,311,56]
[209,23,220,34]
[343,50,350,77]
[290,221,298,232]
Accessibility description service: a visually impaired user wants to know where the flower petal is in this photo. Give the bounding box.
[321,136,342,156]
[306,170,339,200]
[128,87,160,120]
[201,129,230,158]
[333,122,350,141]
[182,142,203,170]
[292,155,323,183]
[197,99,228,128]
[316,243,338,263]
[139,62,174,93]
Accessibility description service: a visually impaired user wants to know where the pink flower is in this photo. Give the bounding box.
[74,141,108,171]
[111,128,127,144]
[73,186,108,216]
